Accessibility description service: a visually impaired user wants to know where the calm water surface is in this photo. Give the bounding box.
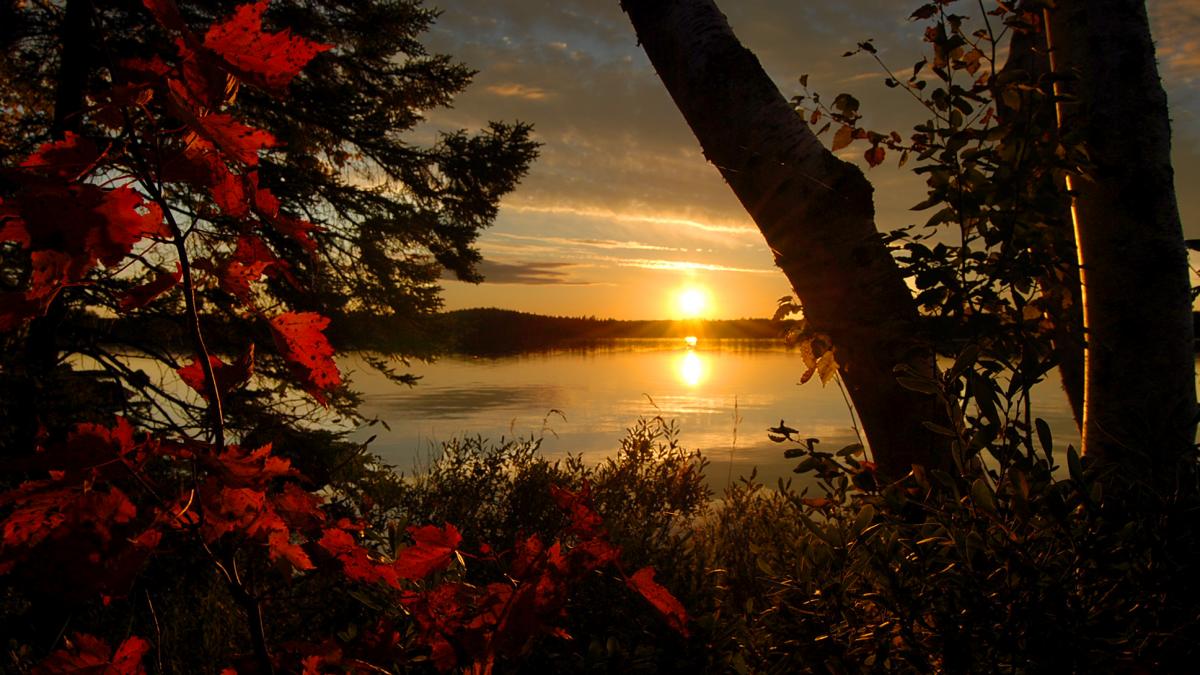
[344,339,1081,488]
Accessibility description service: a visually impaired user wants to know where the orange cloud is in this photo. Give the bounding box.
[485,83,551,100]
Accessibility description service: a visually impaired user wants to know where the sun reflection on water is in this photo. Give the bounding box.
[677,350,709,387]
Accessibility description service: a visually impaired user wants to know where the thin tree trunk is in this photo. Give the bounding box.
[999,26,1085,428]
[620,0,950,477]
[11,0,92,456]
[1047,1,1196,478]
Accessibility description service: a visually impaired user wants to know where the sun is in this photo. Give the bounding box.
[677,287,709,318]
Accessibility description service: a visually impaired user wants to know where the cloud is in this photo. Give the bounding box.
[485,83,552,100]
[490,232,690,252]
[502,202,758,236]
[1150,0,1200,83]
[463,259,593,285]
[611,258,777,275]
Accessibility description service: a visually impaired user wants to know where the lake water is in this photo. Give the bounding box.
[344,339,1081,488]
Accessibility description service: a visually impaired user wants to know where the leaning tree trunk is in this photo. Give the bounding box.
[1047,1,1197,480]
[620,0,950,477]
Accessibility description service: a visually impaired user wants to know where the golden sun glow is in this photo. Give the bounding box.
[676,286,710,318]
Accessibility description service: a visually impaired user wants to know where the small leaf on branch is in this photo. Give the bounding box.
[910,4,938,20]
[864,144,886,168]
[832,124,854,152]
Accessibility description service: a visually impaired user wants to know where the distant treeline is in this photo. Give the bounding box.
[82,308,1200,357]
[331,307,786,355]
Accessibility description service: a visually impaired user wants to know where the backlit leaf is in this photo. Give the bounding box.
[118,262,182,311]
[394,523,462,579]
[832,124,854,152]
[34,633,149,675]
[269,311,340,404]
[177,345,255,400]
[864,144,886,167]
[627,567,689,636]
[204,0,333,93]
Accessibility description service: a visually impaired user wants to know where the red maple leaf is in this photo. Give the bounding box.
[206,235,280,306]
[317,527,399,588]
[208,443,295,487]
[271,482,326,531]
[177,104,275,166]
[548,483,603,537]
[394,523,462,579]
[177,345,255,401]
[118,262,182,311]
[249,178,318,251]
[28,250,74,302]
[203,0,332,93]
[269,311,340,404]
[89,187,169,266]
[626,567,690,637]
[161,138,249,218]
[20,132,101,180]
[2,183,166,277]
[199,484,282,541]
[267,529,314,571]
[33,633,149,675]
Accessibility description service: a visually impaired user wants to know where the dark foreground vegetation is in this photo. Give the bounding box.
[7,415,1196,672]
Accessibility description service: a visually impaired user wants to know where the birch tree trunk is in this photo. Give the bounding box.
[1047,0,1196,481]
[620,0,949,477]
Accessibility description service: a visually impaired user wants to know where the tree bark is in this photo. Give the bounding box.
[10,0,93,457]
[1047,1,1197,477]
[999,26,1085,428]
[620,0,950,477]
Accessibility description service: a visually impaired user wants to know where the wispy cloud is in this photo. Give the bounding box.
[839,71,884,84]
[485,83,552,100]
[490,232,690,252]
[503,203,758,235]
[466,259,593,285]
[612,258,777,274]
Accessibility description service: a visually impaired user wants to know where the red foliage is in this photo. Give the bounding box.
[34,633,150,675]
[177,345,255,399]
[317,526,400,588]
[19,132,102,180]
[394,523,463,579]
[626,567,691,637]
[397,484,689,672]
[269,311,341,404]
[203,0,333,93]
[118,262,182,310]
[0,3,689,671]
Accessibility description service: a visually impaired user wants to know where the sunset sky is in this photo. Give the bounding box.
[418,0,1200,320]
